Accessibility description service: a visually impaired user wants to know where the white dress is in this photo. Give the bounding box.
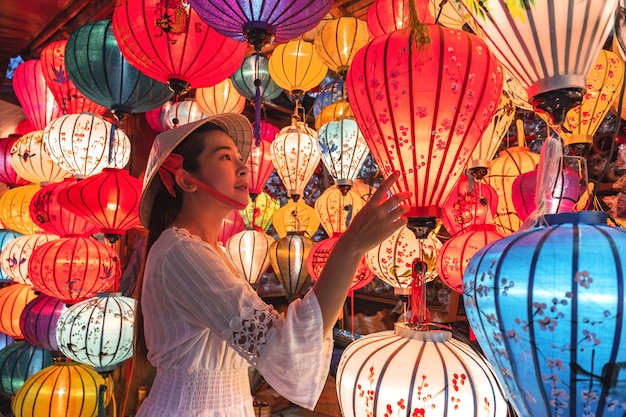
[136,227,333,417]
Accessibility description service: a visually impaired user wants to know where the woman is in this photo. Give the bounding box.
[135,113,411,417]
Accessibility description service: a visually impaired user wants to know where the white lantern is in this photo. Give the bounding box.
[43,113,131,179]
[0,233,59,286]
[196,78,246,116]
[56,293,135,373]
[164,98,208,129]
[337,324,508,417]
[10,130,71,185]
[226,228,275,288]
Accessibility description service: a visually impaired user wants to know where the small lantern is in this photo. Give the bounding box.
[196,78,246,116]
[56,293,135,373]
[226,228,275,288]
[367,0,435,38]
[0,184,43,235]
[268,39,328,98]
[0,340,54,396]
[0,233,60,286]
[230,54,283,102]
[272,199,320,238]
[145,100,173,133]
[164,99,208,129]
[313,78,353,129]
[440,175,499,236]
[269,232,314,301]
[314,186,365,236]
[240,192,279,232]
[10,130,71,185]
[0,284,38,338]
[218,210,245,245]
[0,136,30,188]
[19,293,68,354]
[58,168,142,242]
[0,229,23,283]
[314,17,370,77]
[12,361,111,417]
[28,236,121,304]
[43,112,131,179]
[246,127,276,197]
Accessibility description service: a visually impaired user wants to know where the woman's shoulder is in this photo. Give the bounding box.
[152,227,219,257]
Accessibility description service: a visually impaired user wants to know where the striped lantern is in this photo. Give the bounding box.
[272,199,320,239]
[0,340,54,395]
[218,209,245,246]
[196,78,246,116]
[0,184,43,235]
[225,228,275,288]
[0,136,30,188]
[10,130,71,185]
[268,232,315,301]
[0,284,38,338]
[19,293,68,354]
[0,229,23,283]
[0,233,60,286]
[240,191,279,233]
[314,186,365,237]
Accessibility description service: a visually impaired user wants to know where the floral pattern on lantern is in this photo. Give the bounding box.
[313,77,353,129]
[269,232,314,301]
[10,130,71,185]
[28,236,121,304]
[0,284,38,338]
[0,233,60,286]
[196,78,246,116]
[272,199,320,238]
[0,229,23,283]
[0,184,43,235]
[0,136,30,188]
[56,293,135,373]
[241,192,279,232]
[19,293,67,353]
[0,340,53,396]
[314,186,364,236]
[43,112,131,179]
[440,175,499,236]
[225,229,275,288]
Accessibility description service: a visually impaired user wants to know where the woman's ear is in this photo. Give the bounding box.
[174,171,197,192]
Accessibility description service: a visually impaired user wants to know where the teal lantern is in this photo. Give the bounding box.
[0,340,53,395]
[464,211,626,417]
[65,19,173,118]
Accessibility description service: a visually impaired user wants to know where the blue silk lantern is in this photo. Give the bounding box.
[0,229,22,283]
[463,211,626,417]
[65,19,173,118]
[0,340,54,395]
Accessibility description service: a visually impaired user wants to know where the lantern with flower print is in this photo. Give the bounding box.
[440,175,499,236]
[0,229,22,283]
[367,0,435,39]
[313,77,353,130]
[314,186,364,237]
[10,130,71,185]
[0,136,30,188]
[0,233,60,286]
[19,294,67,354]
[0,284,38,338]
[0,340,54,396]
[240,192,279,232]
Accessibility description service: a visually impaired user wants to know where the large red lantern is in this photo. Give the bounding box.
[28,236,121,304]
[112,0,247,95]
[58,168,141,242]
[346,24,503,236]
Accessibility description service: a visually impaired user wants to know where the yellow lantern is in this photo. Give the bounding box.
[268,232,314,301]
[272,199,320,238]
[196,78,246,116]
[313,17,370,77]
[0,184,42,235]
[240,191,279,232]
[315,101,353,130]
[12,361,112,417]
[0,283,37,338]
[314,186,364,236]
[10,130,71,185]
[268,39,328,98]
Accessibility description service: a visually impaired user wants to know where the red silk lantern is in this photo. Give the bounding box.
[346,25,503,233]
[57,168,141,241]
[30,178,101,237]
[440,175,498,236]
[28,236,121,304]
[0,283,38,338]
[367,0,435,39]
[145,100,173,133]
[39,40,109,116]
[112,0,247,95]
[247,131,275,197]
[0,136,30,187]
[12,60,63,130]
[218,210,245,245]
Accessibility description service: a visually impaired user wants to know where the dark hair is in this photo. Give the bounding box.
[133,122,226,368]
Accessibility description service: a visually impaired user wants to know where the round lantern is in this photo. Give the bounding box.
[306,234,373,293]
[164,99,208,129]
[346,24,503,236]
[19,294,68,353]
[314,17,370,77]
[230,54,283,102]
[196,78,246,116]
[268,39,328,97]
[270,118,321,199]
[0,230,23,283]
[12,361,111,417]
[218,209,245,245]
[485,146,540,235]
[187,0,332,47]
[241,191,279,232]
[463,211,626,417]
[28,236,121,304]
[268,232,315,301]
[0,233,60,286]
[0,136,30,188]
[246,123,276,197]
[367,0,435,38]
[145,100,173,133]
[39,40,109,116]
[30,178,101,237]
[10,130,71,185]
[0,340,54,396]
[112,0,246,95]
[272,199,320,238]
[456,0,617,125]
[0,184,43,235]
[12,60,63,131]
[225,228,275,288]
[440,175,499,236]
[0,284,38,338]
[56,293,135,373]
[435,224,503,294]
[365,226,442,295]
[314,186,365,236]
[65,19,173,117]
[57,168,142,241]
[43,112,132,179]
[317,118,369,189]
[336,324,508,417]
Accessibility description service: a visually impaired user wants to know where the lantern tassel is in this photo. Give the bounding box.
[254,52,262,147]
[98,384,108,417]
[408,0,431,51]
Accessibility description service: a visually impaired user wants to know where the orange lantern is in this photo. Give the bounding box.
[272,199,320,238]
[314,186,364,236]
[10,130,71,185]
[196,78,246,116]
[0,184,43,235]
[268,39,328,99]
[314,17,370,77]
[0,283,38,338]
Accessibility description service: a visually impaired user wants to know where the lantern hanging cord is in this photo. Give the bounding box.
[408,0,431,51]
[253,52,262,147]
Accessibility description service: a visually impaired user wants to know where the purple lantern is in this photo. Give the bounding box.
[19,294,68,355]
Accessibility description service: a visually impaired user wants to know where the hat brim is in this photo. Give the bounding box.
[139,113,253,228]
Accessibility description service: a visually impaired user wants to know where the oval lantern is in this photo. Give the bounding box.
[57,168,142,242]
[56,293,135,373]
[230,54,283,102]
[440,175,499,236]
[0,184,43,235]
[28,236,121,304]
[0,340,54,396]
[10,130,71,185]
[0,284,38,338]
[225,228,275,288]
[241,191,279,232]
[0,230,23,283]
[0,233,60,286]
[268,232,315,301]
[65,19,173,118]
[246,123,277,197]
[314,17,370,77]
[314,186,365,237]
[43,112,132,179]
[12,60,63,131]
[272,199,320,238]
[164,99,208,129]
[29,178,101,237]
[268,39,328,98]
[145,100,173,133]
[218,209,245,245]
[0,136,30,187]
[336,324,508,417]
[19,294,68,354]
[196,78,246,116]
[39,40,109,116]
[112,0,247,95]
[367,0,435,38]
[12,361,111,417]
[346,24,503,236]
[463,211,626,417]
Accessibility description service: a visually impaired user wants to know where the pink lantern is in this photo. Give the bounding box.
[0,136,30,187]
[247,131,275,197]
[145,101,173,133]
[440,175,499,236]
[12,60,63,130]
[218,210,245,245]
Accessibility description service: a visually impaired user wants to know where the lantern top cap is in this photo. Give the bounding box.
[140,113,253,228]
[544,211,607,226]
